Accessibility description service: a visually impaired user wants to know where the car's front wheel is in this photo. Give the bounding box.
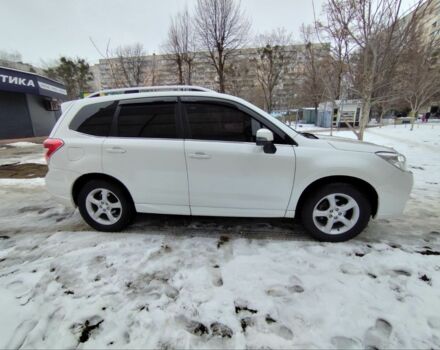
[77,180,135,232]
[301,183,371,242]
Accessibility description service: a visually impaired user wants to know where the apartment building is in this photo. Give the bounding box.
[93,44,327,111]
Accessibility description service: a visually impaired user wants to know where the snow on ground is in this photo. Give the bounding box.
[0,125,439,349]
[5,142,40,148]
[0,178,46,187]
[286,122,328,132]
[0,143,45,166]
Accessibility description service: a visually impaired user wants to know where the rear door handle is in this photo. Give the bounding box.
[105,147,126,154]
[189,152,211,159]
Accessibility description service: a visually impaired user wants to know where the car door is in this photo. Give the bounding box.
[182,98,296,217]
[102,97,190,215]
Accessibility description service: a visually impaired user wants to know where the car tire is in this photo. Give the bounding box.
[77,180,135,232]
[301,183,371,242]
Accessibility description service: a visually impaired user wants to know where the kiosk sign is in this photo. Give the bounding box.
[0,67,67,99]
[0,67,38,94]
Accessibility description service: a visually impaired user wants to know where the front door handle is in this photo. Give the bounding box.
[105,147,126,154]
[189,152,211,159]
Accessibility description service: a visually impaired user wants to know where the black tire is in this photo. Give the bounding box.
[77,179,135,232]
[300,183,371,242]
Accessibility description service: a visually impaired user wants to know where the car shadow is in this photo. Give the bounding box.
[127,213,311,242]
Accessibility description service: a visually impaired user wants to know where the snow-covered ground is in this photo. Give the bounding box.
[286,122,328,132]
[0,142,45,166]
[0,125,439,349]
[5,142,41,148]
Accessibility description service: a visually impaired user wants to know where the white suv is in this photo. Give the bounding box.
[44,86,413,241]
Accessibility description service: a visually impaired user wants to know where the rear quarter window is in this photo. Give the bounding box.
[69,101,118,136]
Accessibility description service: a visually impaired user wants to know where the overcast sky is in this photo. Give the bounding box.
[2,0,418,66]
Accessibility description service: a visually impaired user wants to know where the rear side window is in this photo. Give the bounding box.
[117,102,177,138]
[70,101,117,136]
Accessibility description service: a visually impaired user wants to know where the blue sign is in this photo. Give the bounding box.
[0,66,67,100]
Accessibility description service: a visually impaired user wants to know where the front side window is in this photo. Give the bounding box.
[184,102,259,142]
[184,102,289,144]
[117,102,177,138]
[71,101,117,137]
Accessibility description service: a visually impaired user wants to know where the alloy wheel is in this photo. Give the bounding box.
[312,193,360,235]
[85,188,122,225]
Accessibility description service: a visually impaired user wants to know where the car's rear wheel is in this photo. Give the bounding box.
[301,183,371,242]
[78,180,135,232]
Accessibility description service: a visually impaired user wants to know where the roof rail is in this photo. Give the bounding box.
[86,85,214,98]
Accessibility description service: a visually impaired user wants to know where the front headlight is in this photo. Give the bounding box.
[376,151,407,171]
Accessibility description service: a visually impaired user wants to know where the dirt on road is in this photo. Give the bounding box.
[0,163,47,178]
[0,142,47,178]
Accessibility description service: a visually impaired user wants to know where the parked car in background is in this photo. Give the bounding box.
[396,116,412,124]
[44,86,413,242]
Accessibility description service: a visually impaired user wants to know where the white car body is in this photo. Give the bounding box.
[45,89,413,239]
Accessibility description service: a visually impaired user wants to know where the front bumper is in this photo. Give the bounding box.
[375,170,413,218]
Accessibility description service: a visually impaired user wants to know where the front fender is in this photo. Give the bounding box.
[287,147,408,217]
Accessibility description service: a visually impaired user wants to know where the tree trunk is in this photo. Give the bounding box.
[217,48,226,93]
[178,60,184,85]
[409,109,417,131]
[187,61,192,85]
[267,89,273,114]
[379,108,386,128]
[314,103,318,126]
[330,101,337,136]
[218,72,226,93]
[358,98,371,141]
[330,113,333,136]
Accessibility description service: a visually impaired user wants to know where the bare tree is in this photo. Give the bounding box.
[296,25,328,120]
[114,43,149,87]
[375,94,399,126]
[253,28,294,113]
[90,38,118,88]
[397,17,440,130]
[194,0,250,92]
[90,38,150,88]
[164,8,197,84]
[316,8,352,133]
[165,14,184,84]
[225,61,250,97]
[323,0,428,140]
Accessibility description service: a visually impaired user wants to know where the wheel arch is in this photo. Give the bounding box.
[295,175,378,218]
[72,173,135,208]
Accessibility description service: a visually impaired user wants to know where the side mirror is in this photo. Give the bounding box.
[256,128,276,154]
[256,128,274,145]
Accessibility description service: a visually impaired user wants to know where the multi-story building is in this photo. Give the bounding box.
[92,44,327,111]
[419,0,440,43]
[413,0,440,113]
[393,0,440,115]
